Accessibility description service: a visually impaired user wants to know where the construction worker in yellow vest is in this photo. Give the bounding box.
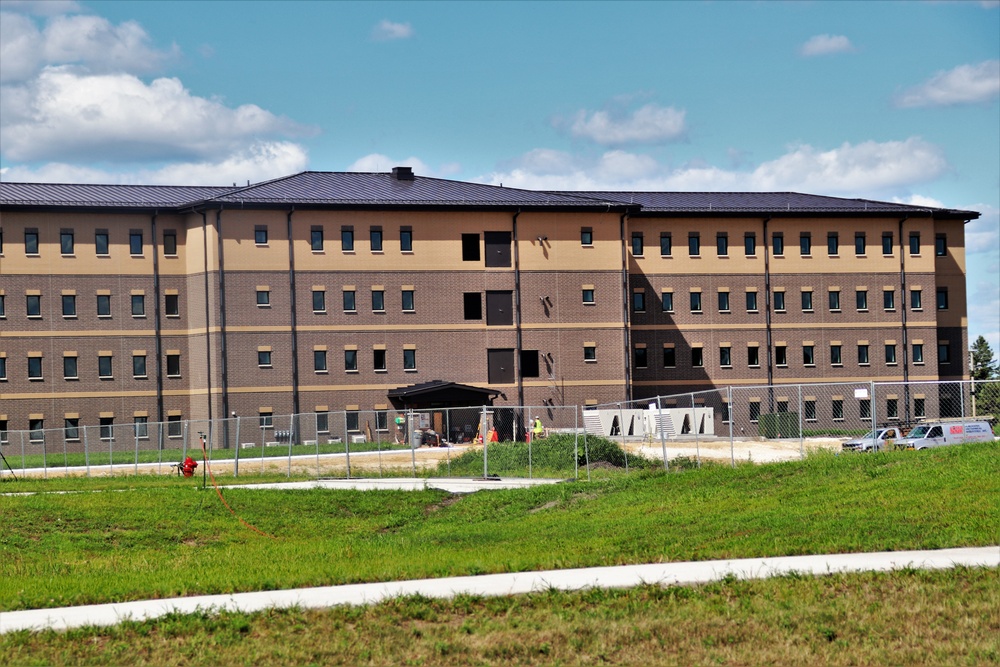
[532,416,544,440]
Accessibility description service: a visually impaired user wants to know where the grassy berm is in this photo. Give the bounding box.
[2,439,998,665]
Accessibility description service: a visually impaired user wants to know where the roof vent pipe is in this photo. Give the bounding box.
[392,166,414,181]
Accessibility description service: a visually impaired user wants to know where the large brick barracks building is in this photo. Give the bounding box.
[0,167,977,434]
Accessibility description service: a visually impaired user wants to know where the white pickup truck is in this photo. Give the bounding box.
[842,427,904,452]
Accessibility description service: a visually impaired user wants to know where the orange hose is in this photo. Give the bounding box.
[201,439,275,539]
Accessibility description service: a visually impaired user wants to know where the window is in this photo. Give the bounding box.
[831,344,842,366]
[98,354,113,378]
[744,233,756,256]
[858,344,870,365]
[259,412,273,429]
[663,347,676,367]
[582,288,595,304]
[860,399,872,420]
[100,417,114,440]
[0,420,7,444]
[25,230,39,254]
[660,232,671,256]
[856,289,868,311]
[688,233,700,256]
[129,231,143,255]
[882,232,893,255]
[166,353,181,377]
[64,355,78,379]
[28,418,44,442]
[62,294,76,317]
[165,293,179,316]
[827,232,838,255]
[462,234,480,261]
[376,411,388,431]
[27,294,41,317]
[887,398,898,420]
[689,292,702,313]
[254,226,268,245]
[373,348,386,371]
[370,227,383,252]
[95,231,109,255]
[131,294,145,316]
[803,345,815,366]
[832,399,844,421]
[343,289,356,312]
[311,227,324,251]
[631,232,643,256]
[885,344,897,365]
[97,294,111,317]
[402,289,415,312]
[581,227,593,245]
[746,291,758,312]
[634,347,648,368]
[749,402,761,423]
[132,355,146,378]
[718,291,730,312]
[748,345,760,367]
[403,348,416,370]
[314,350,328,372]
[584,345,597,362]
[0,356,5,380]
[719,346,732,367]
[341,227,354,251]
[855,233,866,255]
[163,230,177,255]
[801,290,813,312]
[914,398,926,418]
[773,291,786,312]
[691,347,704,367]
[167,416,182,438]
[772,233,784,256]
[909,232,920,255]
[346,411,360,432]
[0,294,4,318]
[935,234,946,257]
[257,350,272,367]
[775,345,787,367]
[256,289,270,307]
[716,233,728,256]
[938,342,951,364]
[632,290,646,312]
[912,343,924,364]
[61,230,75,255]
[65,418,80,441]
[910,289,922,310]
[800,233,811,256]
[316,412,330,433]
[883,289,895,311]
[400,227,413,252]
[463,292,482,319]
[936,288,948,310]
[344,349,358,372]
[805,400,817,422]
[312,290,326,313]
[829,290,841,311]
[661,292,674,312]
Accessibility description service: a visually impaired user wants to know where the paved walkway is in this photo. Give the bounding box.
[3,546,996,633]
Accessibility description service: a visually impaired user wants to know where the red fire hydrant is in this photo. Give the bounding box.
[181,456,198,477]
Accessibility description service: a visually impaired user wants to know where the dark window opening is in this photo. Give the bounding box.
[462,234,480,261]
[463,292,482,320]
[520,350,540,378]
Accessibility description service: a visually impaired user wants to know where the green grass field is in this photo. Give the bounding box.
[2,440,997,665]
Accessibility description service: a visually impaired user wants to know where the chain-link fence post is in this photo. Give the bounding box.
[233,415,241,478]
[481,405,488,478]
[870,380,878,451]
[797,384,804,459]
[656,396,669,471]
[728,386,735,468]
[84,426,91,477]
[408,408,417,478]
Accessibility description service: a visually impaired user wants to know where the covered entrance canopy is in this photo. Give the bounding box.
[387,380,501,410]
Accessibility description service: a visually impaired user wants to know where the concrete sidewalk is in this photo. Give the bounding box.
[3,546,996,634]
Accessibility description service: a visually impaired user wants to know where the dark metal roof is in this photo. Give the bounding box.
[0,182,237,208]
[387,380,501,399]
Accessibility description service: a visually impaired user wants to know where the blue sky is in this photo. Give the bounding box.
[1,0,998,349]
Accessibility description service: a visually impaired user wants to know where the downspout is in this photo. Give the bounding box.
[898,215,910,423]
[150,212,165,424]
[216,209,231,444]
[620,212,631,403]
[762,217,773,412]
[512,209,524,412]
[287,208,301,427]
[199,210,214,426]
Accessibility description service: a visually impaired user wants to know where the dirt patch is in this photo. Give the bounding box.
[528,500,561,513]
[424,494,462,515]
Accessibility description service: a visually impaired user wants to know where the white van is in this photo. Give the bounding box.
[896,420,995,450]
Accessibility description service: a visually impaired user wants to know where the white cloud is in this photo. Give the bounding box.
[895,60,1000,108]
[371,20,413,41]
[347,153,431,175]
[799,34,855,57]
[566,103,686,146]
[0,67,311,162]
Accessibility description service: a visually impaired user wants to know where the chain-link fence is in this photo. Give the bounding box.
[2,380,996,480]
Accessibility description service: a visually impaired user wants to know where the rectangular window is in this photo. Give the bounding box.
[403,348,416,370]
[95,231,109,255]
[582,288,595,304]
[661,291,674,312]
[315,350,329,372]
[256,289,270,307]
[938,342,951,363]
[165,293,179,316]
[749,402,761,423]
[860,399,872,420]
[832,399,844,421]
[344,349,357,371]
[830,344,842,365]
[346,411,360,432]
[856,289,868,311]
[633,290,646,312]
[912,343,924,363]
[373,348,387,371]
[659,232,671,256]
[688,233,700,256]
[748,345,760,367]
[883,289,895,310]
[772,233,784,256]
[882,232,893,255]
[63,356,78,379]
[935,234,946,257]
[773,291,786,312]
[131,294,145,316]
[132,355,146,378]
[97,294,111,317]
[745,291,758,312]
[581,228,593,245]
[801,290,813,312]
[257,350,272,367]
[163,230,177,255]
[62,294,76,317]
[800,233,811,256]
[634,347,648,368]
[341,227,354,251]
[27,294,41,317]
[805,400,817,421]
[25,230,39,254]
[312,290,326,313]
[311,227,324,251]
[744,233,756,256]
[716,291,729,312]
[401,289,414,312]
[775,345,787,367]
[129,231,143,255]
[100,417,114,440]
[689,292,702,313]
[61,230,75,255]
[716,233,728,256]
[463,292,482,319]
[936,288,948,310]
[484,231,512,267]
[29,419,44,443]
[462,233,480,261]
[0,294,4,318]
[663,346,676,368]
[400,227,413,252]
[376,411,388,432]
[885,344,897,365]
[316,412,330,433]
[691,347,704,367]
[343,289,356,312]
[719,346,732,367]
[0,357,5,380]
[827,232,839,255]
[910,289,922,310]
[254,226,268,245]
[370,227,383,252]
[855,233,866,255]
[858,344,870,365]
[166,353,181,377]
[259,412,273,429]
[167,416,181,438]
[914,398,926,418]
[0,420,8,444]
[584,345,597,362]
[99,354,113,378]
[803,345,815,366]
[829,290,841,311]
[65,418,80,441]
[631,232,644,256]
[909,232,920,255]
[887,398,899,420]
